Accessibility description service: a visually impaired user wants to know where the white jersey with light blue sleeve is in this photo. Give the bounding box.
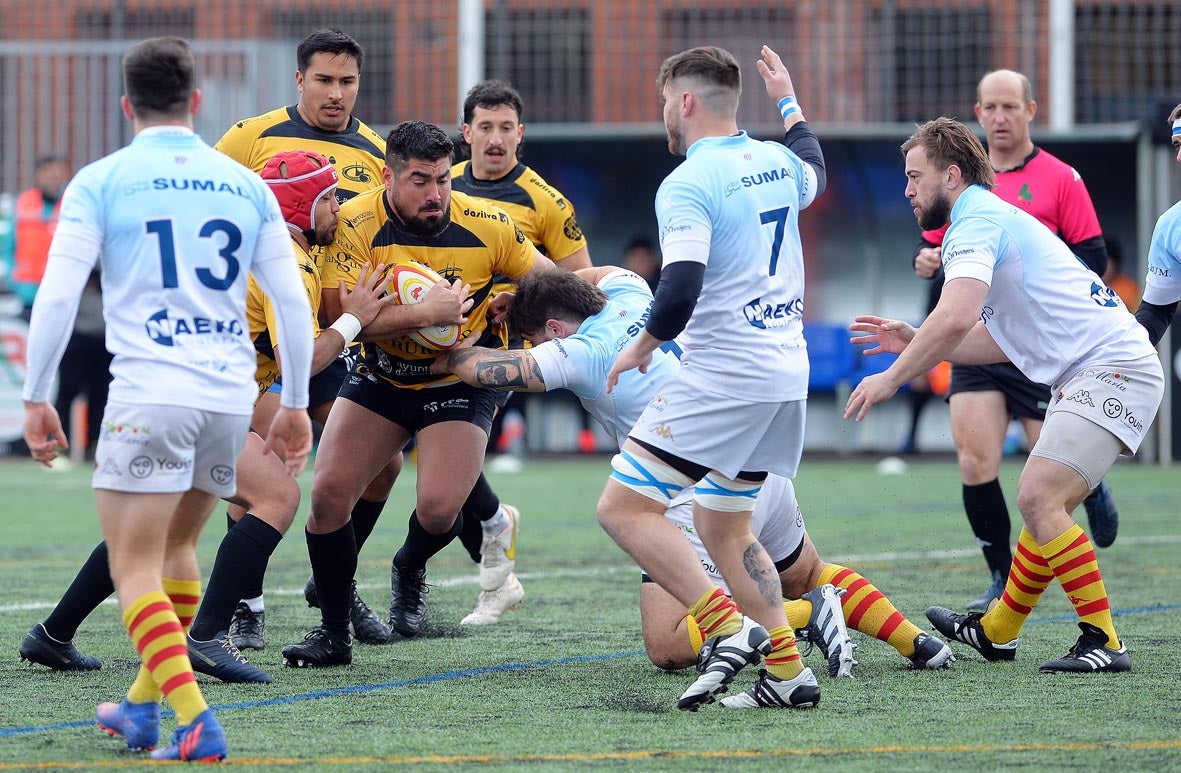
[655,131,816,402]
[1142,199,1181,306]
[26,126,311,415]
[941,185,1153,386]
[528,269,680,446]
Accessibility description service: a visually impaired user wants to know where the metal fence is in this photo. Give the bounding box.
[1,0,1180,190]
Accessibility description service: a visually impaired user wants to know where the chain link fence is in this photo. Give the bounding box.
[0,0,1179,190]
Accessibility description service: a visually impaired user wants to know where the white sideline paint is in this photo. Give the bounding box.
[3,535,1179,614]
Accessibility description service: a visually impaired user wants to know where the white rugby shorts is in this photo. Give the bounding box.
[1044,354,1163,455]
[92,402,249,497]
[628,375,806,480]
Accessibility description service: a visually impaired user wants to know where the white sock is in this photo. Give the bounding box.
[242,595,265,613]
[481,507,508,534]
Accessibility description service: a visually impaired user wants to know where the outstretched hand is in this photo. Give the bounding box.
[849,315,916,356]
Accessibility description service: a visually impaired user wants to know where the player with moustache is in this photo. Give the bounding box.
[281,121,556,667]
[443,79,596,625]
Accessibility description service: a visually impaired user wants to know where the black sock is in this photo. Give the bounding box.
[457,474,500,563]
[43,541,114,641]
[394,511,463,572]
[307,522,357,638]
[963,479,1013,574]
[189,515,282,640]
[351,498,386,553]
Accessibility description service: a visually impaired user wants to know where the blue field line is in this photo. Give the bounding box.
[5,602,1181,740]
[0,650,646,739]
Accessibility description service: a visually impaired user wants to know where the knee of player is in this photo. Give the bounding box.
[252,478,301,534]
[642,630,695,671]
[309,477,358,526]
[955,443,1002,481]
[646,646,693,672]
[595,497,621,535]
[1014,481,1063,525]
[414,498,461,533]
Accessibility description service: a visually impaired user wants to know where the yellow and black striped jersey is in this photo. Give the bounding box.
[450,161,585,262]
[215,106,385,203]
[322,188,536,389]
[245,238,323,396]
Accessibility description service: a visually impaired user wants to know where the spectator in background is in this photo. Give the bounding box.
[1101,235,1139,311]
[621,235,661,292]
[11,154,71,317]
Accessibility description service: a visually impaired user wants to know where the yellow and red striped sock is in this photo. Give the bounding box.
[686,614,705,655]
[126,579,201,705]
[981,528,1054,643]
[687,586,742,640]
[819,564,923,657]
[763,625,804,680]
[783,598,810,630]
[1039,524,1120,649]
[122,591,208,725]
[163,578,201,633]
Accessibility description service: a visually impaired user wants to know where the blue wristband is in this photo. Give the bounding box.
[777,95,803,121]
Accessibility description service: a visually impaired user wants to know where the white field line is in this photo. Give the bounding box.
[3,534,1179,614]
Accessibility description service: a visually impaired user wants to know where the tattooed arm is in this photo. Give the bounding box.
[432,347,548,393]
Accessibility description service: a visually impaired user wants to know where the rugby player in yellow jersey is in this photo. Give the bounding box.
[211,29,399,645]
[213,29,384,205]
[18,150,390,684]
[447,80,594,625]
[282,121,556,666]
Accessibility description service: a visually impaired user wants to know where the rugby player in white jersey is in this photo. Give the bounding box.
[596,45,827,710]
[22,38,314,761]
[846,117,1162,674]
[1135,103,1181,345]
[434,267,954,675]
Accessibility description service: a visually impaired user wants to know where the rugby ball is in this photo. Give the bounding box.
[390,262,462,350]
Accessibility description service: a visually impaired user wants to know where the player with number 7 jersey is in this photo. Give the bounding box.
[652,116,817,404]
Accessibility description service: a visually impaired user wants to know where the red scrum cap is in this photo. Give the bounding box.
[260,150,338,233]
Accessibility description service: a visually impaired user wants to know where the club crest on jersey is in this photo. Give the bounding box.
[144,309,244,347]
[1089,282,1120,308]
[340,163,373,184]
